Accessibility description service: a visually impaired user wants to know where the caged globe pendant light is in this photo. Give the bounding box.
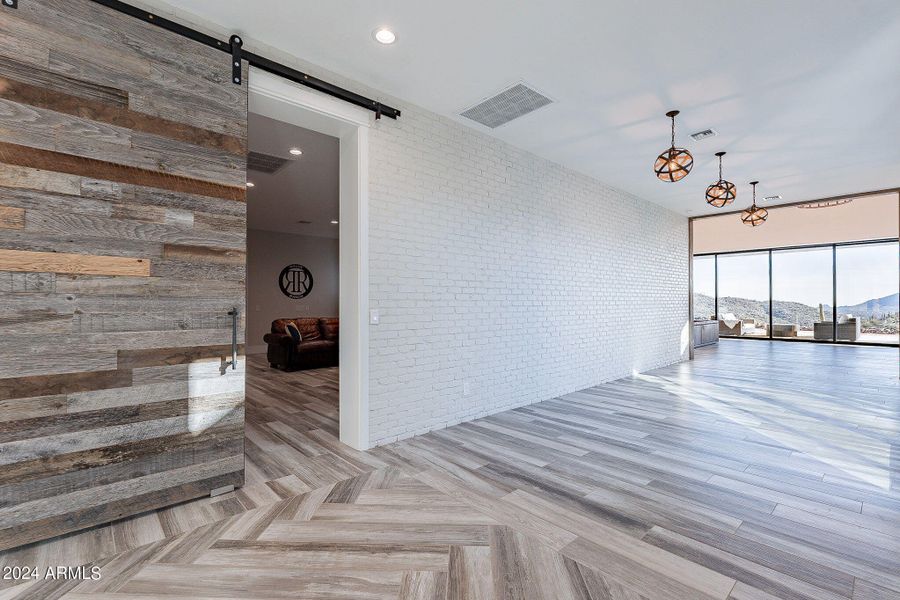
[705,151,736,207]
[653,110,693,182]
[741,181,768,227]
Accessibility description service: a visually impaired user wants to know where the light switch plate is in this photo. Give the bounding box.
[369,309,380,325]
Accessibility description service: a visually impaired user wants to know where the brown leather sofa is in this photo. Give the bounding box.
[264,317,338,371]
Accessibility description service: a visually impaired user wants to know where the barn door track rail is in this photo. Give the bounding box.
[1,0,401,119]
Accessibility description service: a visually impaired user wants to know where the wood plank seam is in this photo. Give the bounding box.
[0,248,149,276]
[0,142,246,202]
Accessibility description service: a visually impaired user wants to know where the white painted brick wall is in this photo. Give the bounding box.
[367,104,689,445]
[133,1,689,447]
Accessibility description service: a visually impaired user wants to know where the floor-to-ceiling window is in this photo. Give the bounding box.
[692,255,716,321]
[696,239,898,347]
[771,247,833,340]
[836,242,899,344]
[717,251,770,338]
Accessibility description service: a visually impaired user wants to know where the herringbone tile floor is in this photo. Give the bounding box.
[2,340,898,599]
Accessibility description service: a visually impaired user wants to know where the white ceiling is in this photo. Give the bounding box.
[146,0,900,216]
[247,113,339,238]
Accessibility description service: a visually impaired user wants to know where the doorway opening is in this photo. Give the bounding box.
[245,111,341,478]
[246,68,371,457]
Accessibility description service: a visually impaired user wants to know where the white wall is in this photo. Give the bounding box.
[129,0,690,447]
[366,104,689,444]
[246,229,338,354]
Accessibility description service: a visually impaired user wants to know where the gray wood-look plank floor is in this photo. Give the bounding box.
[1,339,898,599]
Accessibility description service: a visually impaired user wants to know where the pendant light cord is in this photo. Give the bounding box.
[670,115,676,148]
[718,155,723,180]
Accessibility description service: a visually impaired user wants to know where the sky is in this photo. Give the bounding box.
[694,243,898,307]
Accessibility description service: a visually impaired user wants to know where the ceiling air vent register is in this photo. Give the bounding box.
[460,82,554,129]
[690,129,718,141]
[247,151,292,174]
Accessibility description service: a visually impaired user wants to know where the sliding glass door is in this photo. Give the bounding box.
[696,239,898,346]
[771,247,833,341]
[836,242,899,345]
[692,255,716,321]
[717,252,769,338]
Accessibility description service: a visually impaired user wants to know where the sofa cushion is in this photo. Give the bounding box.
[294,340,336,355]
[271,318,295,334]
[272,317,321,340]
[319,318,339,341]
[293,317,321,341]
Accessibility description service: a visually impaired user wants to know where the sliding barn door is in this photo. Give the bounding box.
[0,0,247,549]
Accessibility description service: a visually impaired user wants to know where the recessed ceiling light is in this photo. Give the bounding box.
[330,220,339,224]
[245,181,255,188]
[373,28,396,44]
[289,148,302,156]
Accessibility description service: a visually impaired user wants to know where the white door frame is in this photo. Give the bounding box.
[249,68,371,450]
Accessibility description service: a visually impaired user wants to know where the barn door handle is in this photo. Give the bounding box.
[224,307,238,370]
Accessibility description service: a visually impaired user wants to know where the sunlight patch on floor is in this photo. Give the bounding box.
[634,371,895,491]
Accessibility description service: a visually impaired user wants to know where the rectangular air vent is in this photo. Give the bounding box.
[690,129,718,141]
[247,151,291,174]
[460,82,553,129]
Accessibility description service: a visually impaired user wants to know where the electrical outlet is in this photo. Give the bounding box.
[369,309,380,325]
[463,381,472,397]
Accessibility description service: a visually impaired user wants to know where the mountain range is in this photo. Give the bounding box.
[694,292,899,330]
[837,292,899,317]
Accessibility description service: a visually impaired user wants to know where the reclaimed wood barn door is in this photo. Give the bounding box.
[0,0,247,549]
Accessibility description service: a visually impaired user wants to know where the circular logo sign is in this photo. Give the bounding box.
[278,264,313,299]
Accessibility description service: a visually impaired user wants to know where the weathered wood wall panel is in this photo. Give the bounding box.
[0,0,247,550]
